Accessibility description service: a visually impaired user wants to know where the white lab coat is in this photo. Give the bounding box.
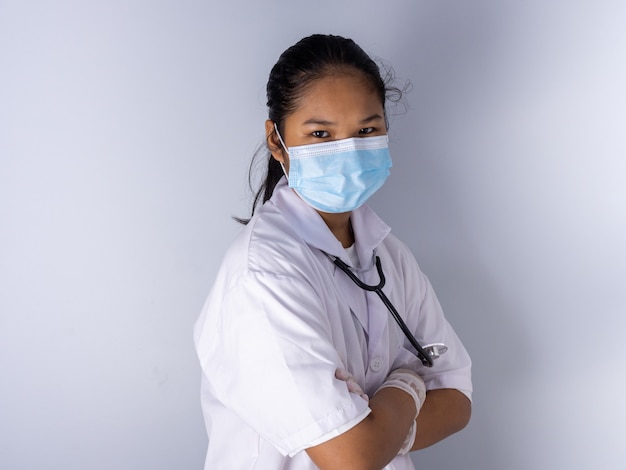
[194,178,472,469]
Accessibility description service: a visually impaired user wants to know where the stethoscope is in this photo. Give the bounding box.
[329,254,447,368]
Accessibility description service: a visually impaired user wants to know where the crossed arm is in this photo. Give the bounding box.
[306,387,471,470]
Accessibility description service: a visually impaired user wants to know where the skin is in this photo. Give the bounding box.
[265,69,471,469]
[265,70,385,248]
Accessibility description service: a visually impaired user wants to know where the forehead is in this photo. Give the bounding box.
[289,71,384,121]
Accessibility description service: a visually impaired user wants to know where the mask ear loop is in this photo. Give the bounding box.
[273,122,290,181]
[273,123,289,153]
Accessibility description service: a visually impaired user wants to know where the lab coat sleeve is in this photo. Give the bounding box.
[194,269,371,457]
[389,240,473,400]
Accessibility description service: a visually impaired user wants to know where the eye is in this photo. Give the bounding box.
[312,130,330,138]
[358,127,375,135]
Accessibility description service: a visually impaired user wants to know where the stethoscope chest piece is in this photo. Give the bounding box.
[422,343,448,360]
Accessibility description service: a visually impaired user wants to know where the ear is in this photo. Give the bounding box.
[265,119,285,164]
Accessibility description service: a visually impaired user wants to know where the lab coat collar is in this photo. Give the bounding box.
[350,200,391,271]
[271,179,392,356]
[270,178,391,265]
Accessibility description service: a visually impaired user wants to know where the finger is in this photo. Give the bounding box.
[335,368,352,381]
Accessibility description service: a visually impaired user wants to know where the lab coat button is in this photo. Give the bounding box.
[370,358,384,372]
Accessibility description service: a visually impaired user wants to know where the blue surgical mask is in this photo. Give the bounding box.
[274,124,392,213]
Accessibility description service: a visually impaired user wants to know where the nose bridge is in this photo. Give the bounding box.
[337,132,359,141]
[334,124,357,141]
[334,115,365,140]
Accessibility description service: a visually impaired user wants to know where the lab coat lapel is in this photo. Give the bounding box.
[271,179,393,353]
[272,180,370,334]
[350,204,392,358]
[334,267,369,334]
[363,269,393,359]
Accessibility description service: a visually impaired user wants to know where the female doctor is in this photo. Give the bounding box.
[194,34,472,470]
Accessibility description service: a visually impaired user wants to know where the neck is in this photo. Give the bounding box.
[318,211,354,248]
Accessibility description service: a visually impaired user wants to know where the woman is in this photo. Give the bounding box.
[194,34,472,470]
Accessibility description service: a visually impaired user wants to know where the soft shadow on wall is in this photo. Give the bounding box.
[372,1,626,469]
[369,4,528,469]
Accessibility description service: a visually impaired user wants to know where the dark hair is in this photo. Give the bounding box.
[237,34,404,224]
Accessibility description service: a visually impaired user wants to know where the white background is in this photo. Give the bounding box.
[2,1,625,469]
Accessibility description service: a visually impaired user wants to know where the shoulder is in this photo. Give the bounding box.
[219,201,320,288]
[379,232,410,256]
[376,233,437,308]
[379,233,421,273]
[195,203,331,361]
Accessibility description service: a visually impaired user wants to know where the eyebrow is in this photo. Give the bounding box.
[360,113,384,124]
[301,114,384,126]
[301,118,336,126]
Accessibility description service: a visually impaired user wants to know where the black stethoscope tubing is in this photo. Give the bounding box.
[331,255,435,368]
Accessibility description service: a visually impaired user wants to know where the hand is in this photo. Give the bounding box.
[376,368,426,455]
[335,368,369,403]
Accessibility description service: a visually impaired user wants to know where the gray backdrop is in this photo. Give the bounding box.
[2,1,625,468]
